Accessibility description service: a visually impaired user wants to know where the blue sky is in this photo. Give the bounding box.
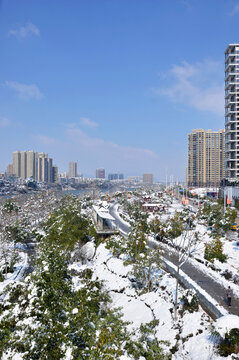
[0,0,238,180]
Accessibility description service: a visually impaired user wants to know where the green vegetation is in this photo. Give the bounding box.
[201,202,237,236]
[215,328,239,357]
[0,195,170,360]
[181,289,199,313]
[2,199,19,214]
[43,195,96,250]
[204,237,227,263]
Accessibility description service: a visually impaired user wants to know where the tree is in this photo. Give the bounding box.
[204,237,227,263]
[43,195,94,250]
[166,212,199,320]
[125,320,171,360]
[131,247,163,292]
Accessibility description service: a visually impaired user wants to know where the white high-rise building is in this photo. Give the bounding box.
[225,44,239,179]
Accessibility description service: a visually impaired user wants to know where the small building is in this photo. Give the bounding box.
[92,205,118,235]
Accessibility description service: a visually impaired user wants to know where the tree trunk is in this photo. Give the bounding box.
[174,263,180,321]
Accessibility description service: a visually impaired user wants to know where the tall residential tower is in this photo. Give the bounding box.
[12,150,57,183]
[187,129,225,187]
[225,44,239,180]
[68,162,77,178]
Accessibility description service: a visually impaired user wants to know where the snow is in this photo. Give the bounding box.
[80,242,213,358]
[79,241,95,260]
[106,193,239,359]
[0,250,28,295]
[215,314,239,337]
[2,190,239,360]
[112,292,153,329]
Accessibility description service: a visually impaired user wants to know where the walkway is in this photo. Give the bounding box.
[109,203,239,317]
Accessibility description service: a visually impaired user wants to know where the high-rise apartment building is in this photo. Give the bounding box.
[20,151,27,179]
[225,44,239,179]
[26,150,36,179]
[52,166,58,183]
[95,168,105,179]
[68,162,77,178]
[187,129,225,187]
[143,173,154,184]
[13,151,20,177]
[12,150,57,183]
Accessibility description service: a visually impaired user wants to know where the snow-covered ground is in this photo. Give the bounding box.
[116,195,239,294]
[70,241,239,359]
[0,250,28,295]
[1,191,239,359]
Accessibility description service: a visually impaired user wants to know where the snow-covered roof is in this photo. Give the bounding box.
[93,205,115,220]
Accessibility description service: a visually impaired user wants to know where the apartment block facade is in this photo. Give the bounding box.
[225,44,239,179]
[187,129,225,187]
[12,150,57,183]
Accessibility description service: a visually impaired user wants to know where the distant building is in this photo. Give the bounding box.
[12,150,57,183]
[20,151,27,179]
[143,173,153,184]
[187,129,225,187]
[13,151,21,177]
[95,168,105,179]
[108,173,124,180]
[68,162,77,178]
[26,150,36,179]
[52,166,58,183]
[58,172,68,178]
[7,164,13,174]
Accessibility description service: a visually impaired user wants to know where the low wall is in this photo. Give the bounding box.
[162,259,227,320]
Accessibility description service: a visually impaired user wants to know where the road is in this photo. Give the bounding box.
[109,204,131,235]
[109,203,239,317]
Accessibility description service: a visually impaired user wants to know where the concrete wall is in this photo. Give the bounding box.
[163,259,226,320]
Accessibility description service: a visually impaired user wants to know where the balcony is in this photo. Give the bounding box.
[225,109,236,115]
[225,72,237,81]
[225,80,237,88]
[225,91,237,99]
[225,62,236,71]
[225,98,236,105]
[225,52,236,60]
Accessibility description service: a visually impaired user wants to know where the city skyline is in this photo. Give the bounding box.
[12,150,57,183]
[1,1,239,180]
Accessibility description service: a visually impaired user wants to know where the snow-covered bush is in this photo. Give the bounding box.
[204,238,227,263]
[213,315,239,357]
[181,289,199,313]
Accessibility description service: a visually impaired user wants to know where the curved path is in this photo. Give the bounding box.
[109,203,239,317]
